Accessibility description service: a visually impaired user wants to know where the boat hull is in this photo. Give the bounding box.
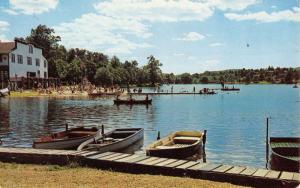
[33,135,95,149]
[269,137,300,172]
[146,131,203,159]
[79,128,144,153]
[33,127,99,150]
[114,99,152,105]
[146,143,201,159]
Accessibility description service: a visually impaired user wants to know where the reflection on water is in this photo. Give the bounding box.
[0,84,299,168]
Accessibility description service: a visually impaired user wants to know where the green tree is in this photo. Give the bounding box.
[95,67,113,86]
[145,55,162,86]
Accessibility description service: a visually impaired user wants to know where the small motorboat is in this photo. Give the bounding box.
[77,128,144,153]
[293,84,298,88]
[33,126,100,149]
[269,137,300,172]
[146,131,204,159]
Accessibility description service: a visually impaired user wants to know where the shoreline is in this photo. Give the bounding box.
[0,162,246,188]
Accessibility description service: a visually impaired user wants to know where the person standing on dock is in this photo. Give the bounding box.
[171,86,173,93]
[193,86,195,93]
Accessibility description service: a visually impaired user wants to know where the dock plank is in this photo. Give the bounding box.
[155,159,178,167]
[98,153,124,160]
[198,163,221,171]
[240,167,257,176]
[265,170,281,179]
[165,160,188,168]
[136,157,159,165]
[176,161,200,169]
[280,172,294,180]
[79,151,100,157]
[106,154,131,161]
[213,165,233,173]
[87,152,115,159]
[252,169,269,177]
[115,154,141,162]
[225,166,246,174]
[293,173,300,181]
[188,163,209,170]
[124,155,149,163]
[144,158,169,166]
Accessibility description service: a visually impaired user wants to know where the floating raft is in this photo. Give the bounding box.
[0,147,299,188]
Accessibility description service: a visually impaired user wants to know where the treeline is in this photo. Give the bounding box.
[172,67,300,84]
[19,25,299,86]
[18,25,163,86]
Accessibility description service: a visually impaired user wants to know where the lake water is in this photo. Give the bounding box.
[0,84,299,168]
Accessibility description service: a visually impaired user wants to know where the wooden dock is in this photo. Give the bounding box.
[129,92,217,95]
[0,147,299,188]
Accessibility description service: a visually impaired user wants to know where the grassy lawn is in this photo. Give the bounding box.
[0,162,247,188]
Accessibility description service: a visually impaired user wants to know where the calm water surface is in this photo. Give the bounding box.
[0,84,299,168]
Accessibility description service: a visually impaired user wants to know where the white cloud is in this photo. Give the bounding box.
[94,0,213,22]
[225,7,300,22]
[173,53,185,57]
[6,0,58,15]
[54,13,152,55]
[205,0,258,11]
[205,59,219,64]
[0,21,10,41]
[210,42,225,47]
[53,0,258,55]
[174,32,205,42]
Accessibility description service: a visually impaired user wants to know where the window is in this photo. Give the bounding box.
[44,60,47,68]
[37,70,40,78]
[29,45,33,53]
[27,57,32,65]
[17,55,23,64]
[11,54,15,63]
[36,58,40,66]
[44,72,47,78]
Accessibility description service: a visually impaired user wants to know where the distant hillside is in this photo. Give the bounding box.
[167,67,300,84]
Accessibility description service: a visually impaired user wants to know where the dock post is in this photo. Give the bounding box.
[203,130,207,163]
[266,118,269,169]
[101,124,104,135]
[157,131,160,140]
[65,123,68,131]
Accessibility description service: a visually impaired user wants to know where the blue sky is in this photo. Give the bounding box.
[0,0,299,73]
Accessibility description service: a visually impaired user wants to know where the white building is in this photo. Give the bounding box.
[0,39,48,88]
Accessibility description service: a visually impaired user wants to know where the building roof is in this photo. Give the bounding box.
[0,41,15,54]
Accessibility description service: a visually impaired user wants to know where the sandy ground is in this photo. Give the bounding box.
[0,162,247,188]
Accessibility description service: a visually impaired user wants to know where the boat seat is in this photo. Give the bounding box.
[156,144,190,149]
[174,136,201,141]
[173,136,201,144]
[113,131,136,134]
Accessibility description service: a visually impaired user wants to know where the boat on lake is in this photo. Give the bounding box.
[33,126,100,149]
[114,95,152,105]
[269,137,300,172]
[146,131,204,159]
[88,91,121,97]
[221,87,240,91]
[199,88,216,95]
[77,128,144,152]
[293,84,298,88]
